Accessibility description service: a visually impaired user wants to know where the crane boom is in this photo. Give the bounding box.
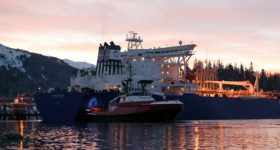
[205,80,254,93]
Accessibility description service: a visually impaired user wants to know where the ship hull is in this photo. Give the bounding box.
[83,104,183,122]
[34,92,118,123]
[167,94,280,120]
[34,92,280,123]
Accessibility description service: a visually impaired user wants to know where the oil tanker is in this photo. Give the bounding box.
[34,32,280,123]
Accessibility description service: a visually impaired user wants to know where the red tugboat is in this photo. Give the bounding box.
[84,94,184,122]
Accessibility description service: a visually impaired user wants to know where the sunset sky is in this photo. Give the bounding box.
[0,0,279,72]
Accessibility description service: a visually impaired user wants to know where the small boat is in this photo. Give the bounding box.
[10,93,39,119]
[83,94,184,122]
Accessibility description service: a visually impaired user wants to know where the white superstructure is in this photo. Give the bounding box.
[71,32,197,95]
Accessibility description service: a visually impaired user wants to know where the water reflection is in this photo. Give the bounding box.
[0,120,37,149]
[194,127,199,150]
[1,120,280,149]
[19,120,24,150]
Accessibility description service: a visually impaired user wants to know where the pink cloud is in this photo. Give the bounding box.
[0,0,279,72]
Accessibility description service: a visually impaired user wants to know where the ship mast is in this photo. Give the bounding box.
[253,72,260,93]
[126,31,143,50]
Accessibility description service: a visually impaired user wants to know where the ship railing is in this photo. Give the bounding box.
[160,62,179,65]
[124,48,194,58]
[148,51,193,58]
[160,82,187,87]
[196,88,265,98]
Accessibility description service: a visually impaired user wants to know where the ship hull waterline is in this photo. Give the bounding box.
[34,92,280,123]
[81,104,183,122]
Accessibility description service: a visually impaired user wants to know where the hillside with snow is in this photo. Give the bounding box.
[64,59,95,69]
[0,44,31,72]
[0,43,77,97]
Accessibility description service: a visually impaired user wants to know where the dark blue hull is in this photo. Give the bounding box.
[167,94,280,120]
[34,92,119,123]
[34,92,280,123]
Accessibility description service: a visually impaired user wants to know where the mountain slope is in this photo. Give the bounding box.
[0,44,77,97]
[0,44,31,72]
[63,59,94,69]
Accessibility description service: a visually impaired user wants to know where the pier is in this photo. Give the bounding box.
[0,97,40,120]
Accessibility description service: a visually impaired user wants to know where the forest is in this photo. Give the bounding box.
[193,59,280,92]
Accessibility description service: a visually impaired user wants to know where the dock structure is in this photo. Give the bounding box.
[0,97,40,120]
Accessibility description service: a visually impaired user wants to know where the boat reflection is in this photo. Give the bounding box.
[84,121,258,149]
[85,122,191,149]
[84,120,280,149]
[1,120,28,150]
[1,120,280,149]
[19,120,24,150]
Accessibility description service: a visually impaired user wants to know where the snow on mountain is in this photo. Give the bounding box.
[0,43,77,97]
[0,43,31,72]
[0,43,93,71]
[63,59,95,69]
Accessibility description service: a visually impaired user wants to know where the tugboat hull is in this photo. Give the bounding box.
[84,104,183,122]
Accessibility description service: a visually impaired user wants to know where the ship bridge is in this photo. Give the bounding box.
[70,32,198,94]
[120,32,198,96]
[122,44,196,58]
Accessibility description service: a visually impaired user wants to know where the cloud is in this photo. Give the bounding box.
[0,0,279,71]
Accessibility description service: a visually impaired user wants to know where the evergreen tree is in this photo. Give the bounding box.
[240,64,245,80]
[207,59,279,92]
[206,60,212,69]
[259,69,267,91]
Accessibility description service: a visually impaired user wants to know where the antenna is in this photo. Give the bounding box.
[126,31,143,50]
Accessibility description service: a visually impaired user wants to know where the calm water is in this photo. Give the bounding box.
[1,120,280,150]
